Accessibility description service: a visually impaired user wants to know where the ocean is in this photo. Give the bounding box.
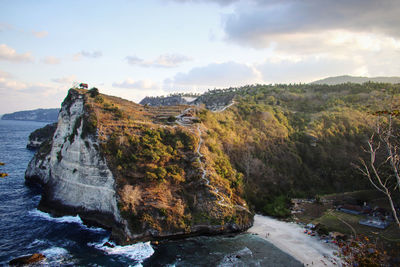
[0,119,302,266]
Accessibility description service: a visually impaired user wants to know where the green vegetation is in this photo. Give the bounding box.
[88,87,99,97]
[199,82,400,217]
[102,126,196,184]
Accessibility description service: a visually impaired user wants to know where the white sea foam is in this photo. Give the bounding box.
[41,246,68,258]
[89,238,154,263]
[218,247,252,266]
[27,239,47,248]
[29,209,106,232]
[40,246,76,265]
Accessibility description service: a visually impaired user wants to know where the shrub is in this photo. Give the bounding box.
[88,88,99,97]
[94,95,104,103]
[262,195,291,218]
[167,116,176,122]
[145,172,158,181]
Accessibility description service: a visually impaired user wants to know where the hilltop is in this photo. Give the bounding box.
[311,75,400,85]
[25,88,252,244]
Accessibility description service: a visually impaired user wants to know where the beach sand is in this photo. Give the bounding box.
[248,215,342,266]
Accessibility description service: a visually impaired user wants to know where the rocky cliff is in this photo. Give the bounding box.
[27,123,57,150]
[26,88,253,244]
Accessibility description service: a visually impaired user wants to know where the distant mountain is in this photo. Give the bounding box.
[1,108,59,122]
[311,75,400,85]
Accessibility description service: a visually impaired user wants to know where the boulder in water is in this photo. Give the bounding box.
[9,253,46,265]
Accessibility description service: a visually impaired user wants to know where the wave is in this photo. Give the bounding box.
[41,246,68,258]
[89,238,154,263]
[29,209,106,233]
[218,247,252,266]
[40,246,76,265]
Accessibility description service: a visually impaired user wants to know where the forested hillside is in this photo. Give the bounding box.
[194,82,400,216]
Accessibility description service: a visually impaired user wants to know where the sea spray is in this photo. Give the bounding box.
[89,238,154,262]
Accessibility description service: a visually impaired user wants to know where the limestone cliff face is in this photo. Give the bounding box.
[25,90,125,240]
[26,88,253,244]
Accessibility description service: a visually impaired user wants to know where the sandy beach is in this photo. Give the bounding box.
[248,215,342,266]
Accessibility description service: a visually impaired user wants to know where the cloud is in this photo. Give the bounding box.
[0,70,27,90]
[42,56,61,65]
[125,53,192,68]
[73,50,103,61]
[165,61,262,89]
[257,56,363,84]
[223,0,400,49]
[125,56,143,65]
[51,75,77,84]
[112,79,160,90]
[32,30,48,38]
[0,44,34,62]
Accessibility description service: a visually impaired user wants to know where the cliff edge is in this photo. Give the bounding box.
[26,88,253,244]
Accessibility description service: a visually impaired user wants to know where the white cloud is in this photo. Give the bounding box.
[125,53,192,68]
[51,75,77,84]
[0,70,27,90]
[257,56,362,84]
[0,44,34,63]
[0,72,68,113]
[42,56,61,64]
[73,50,103,61]
[32,30,48,38]
[223,0,400,49]
[112,79,160,90]
[165,61,262,90]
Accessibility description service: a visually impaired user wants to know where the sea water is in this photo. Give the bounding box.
[0,120,301,266]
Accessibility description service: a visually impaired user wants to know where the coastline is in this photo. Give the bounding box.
[248,214,341,266]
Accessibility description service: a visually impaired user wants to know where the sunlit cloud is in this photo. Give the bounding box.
[51,75,77,84]
[113,78,160,90]
[0,44,34,63]
[165,61,262,90]
[73,50,103,61]
[32,30,48,38]
[42,56,61,65]
[126,53,192,68]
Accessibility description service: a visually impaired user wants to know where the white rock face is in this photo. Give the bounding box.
[26,91,121,225]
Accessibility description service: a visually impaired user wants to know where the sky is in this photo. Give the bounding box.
[1,0,400,114]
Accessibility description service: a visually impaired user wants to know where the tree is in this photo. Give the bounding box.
[355,105,400,228]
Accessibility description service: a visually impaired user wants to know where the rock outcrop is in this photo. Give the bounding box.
[26,88,253,244]
[9,253,46,266]
[27,122,57,150]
